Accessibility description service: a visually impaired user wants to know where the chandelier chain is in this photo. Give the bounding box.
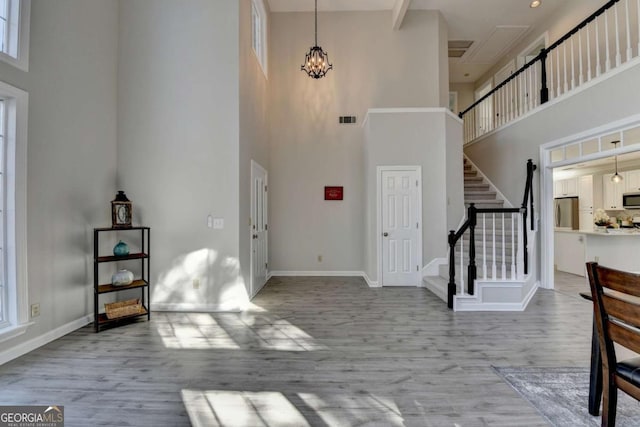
[300,0,332,79]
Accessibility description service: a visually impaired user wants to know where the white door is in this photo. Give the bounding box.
[251,161,268,297]
[380,168,421,286]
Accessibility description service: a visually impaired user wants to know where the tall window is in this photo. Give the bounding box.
[0,0,30,71]
[251,0,267,76]
[0,80,28,340]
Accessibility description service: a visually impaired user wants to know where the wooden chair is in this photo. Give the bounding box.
[586,262,640,426]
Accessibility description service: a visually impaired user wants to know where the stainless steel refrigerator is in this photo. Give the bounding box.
[554,197,579,230]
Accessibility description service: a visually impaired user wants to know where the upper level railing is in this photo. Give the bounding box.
[447,160,536,309]
[459,0,639,144]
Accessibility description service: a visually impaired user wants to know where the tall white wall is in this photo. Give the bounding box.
[0,0,118,349]
[117,0,245,310]
[239,0,270,293]
[446,114,465,231]
[364,110,460,283]
[268,10,447,273]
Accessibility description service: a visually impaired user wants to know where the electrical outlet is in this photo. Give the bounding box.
[594,256,600,262]
[31,303,40,318]
[317,255,323,262]
[193,278,200,289]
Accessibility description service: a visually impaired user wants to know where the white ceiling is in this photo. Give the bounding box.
[267,0,565,83]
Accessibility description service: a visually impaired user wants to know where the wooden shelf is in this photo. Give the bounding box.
[94,226,150,232]
[97,306,148,325]
[94,226,150,332]
[97,279,148,294]
[96,252,148,263]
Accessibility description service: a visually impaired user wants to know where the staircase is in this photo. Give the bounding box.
[422,157,538,311]
[462,160,505,209]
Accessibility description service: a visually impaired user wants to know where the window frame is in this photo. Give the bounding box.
[0,79,29,343]
[251,0,268,78]
[0,0,30,72]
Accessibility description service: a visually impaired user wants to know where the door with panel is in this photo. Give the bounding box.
[380,168,421,286]
[251,161,268,297]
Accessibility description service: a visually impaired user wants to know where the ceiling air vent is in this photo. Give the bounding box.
[339,116,356,124]
[448,40,474,58]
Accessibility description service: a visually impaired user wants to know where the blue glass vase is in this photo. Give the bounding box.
[113,240,130,256]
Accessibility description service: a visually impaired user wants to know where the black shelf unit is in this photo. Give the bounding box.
[93,226,151,332]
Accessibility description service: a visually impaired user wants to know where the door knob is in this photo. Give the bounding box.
[383,232,388,237]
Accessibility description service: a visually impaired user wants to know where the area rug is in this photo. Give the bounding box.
[494,367,640,426]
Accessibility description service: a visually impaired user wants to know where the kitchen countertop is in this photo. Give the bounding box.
[555,228,640,236]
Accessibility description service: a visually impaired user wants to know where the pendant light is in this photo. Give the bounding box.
[300,0,333,79]
[611,140,623,183]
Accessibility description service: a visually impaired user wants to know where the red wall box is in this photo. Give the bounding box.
[324,186,343,200]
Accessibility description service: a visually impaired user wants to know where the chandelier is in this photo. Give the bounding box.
[300,0,332,79]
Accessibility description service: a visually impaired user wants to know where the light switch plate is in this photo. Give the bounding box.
[213,218,224,229]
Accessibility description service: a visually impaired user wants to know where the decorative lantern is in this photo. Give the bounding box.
[111,191,132,228]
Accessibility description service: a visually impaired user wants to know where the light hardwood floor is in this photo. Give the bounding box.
[0,275,594,426]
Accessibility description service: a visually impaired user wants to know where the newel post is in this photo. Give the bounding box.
[539,49,549,104]
[467,204,477,296]
[447,230,456,309]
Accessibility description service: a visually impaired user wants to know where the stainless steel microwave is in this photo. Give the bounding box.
[623,192,640,209]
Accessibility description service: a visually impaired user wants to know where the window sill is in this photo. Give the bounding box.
[0,322,34,343]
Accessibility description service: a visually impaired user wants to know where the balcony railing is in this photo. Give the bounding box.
[460,0,640,144]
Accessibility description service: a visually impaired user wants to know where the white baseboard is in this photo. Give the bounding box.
[362,272,380,288]
[152,302,245,313]
[269,270,382,288]
[0,314,92,366]
[269,270,365,277]
[423,258,446,277]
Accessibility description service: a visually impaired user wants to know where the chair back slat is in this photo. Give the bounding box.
[597,267,640,297]
[608,321,640,355]
[587,261,640,425]
[602,293,640,330]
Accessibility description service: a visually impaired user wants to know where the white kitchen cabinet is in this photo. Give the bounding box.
[554,231,586,276]
[554,177,578,198]
[578,175,593,230]
[625,169,640,193]
[603,173,625,210]
[578,175,593,210]
[579,210,593,230]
